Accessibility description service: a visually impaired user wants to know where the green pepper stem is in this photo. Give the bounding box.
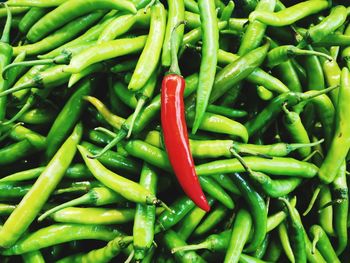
[168,21,186,75]
[38,193,92,222]
[127,97,146,138]
[311,229,321,254]
[1,4,12,43]
[0,82,37,97]
[1,95,35,126]
[94,127,117,138]
[171,242,210,254]
[2,59,53,80]
[301,85,339,101]
[88,129,127,159]
[288,139,324,152]
[291,47,333,61]
[303,185,322,216]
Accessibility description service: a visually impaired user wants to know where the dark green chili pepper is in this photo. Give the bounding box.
[6,51,26,89]
[0,5,13,123]
[2,224,123,255]
[279,197,307,263]
[332,162,348,255]
[155,196,195,233]
[245,86,337,137]
[128,1,166,91]
[0,123,82,248]
[209,42,270,104]
[224,209,253,263]
[309,225,340,263]
[211,174,240,195]
[249,0,329,27]
[27,0,136,42]
[319,68,350,184]
[192,0,219,133]
[133,163,158,261]
[231,173,267,253]
[45,78,93,160]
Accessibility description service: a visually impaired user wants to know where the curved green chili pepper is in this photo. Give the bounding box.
[128,1,166,91]
[2,224,123,255]
[319,68,350,184]
[0,123,82,248]
[27,0,136,42]
[309,225,340,263]
[224,209,253,263]
[238,0,275,56]
[161,0,184,67]
[249,0,329,27]
[18,7,47,34]
[64,35,147,74]
[193,203,227,236]
[231,173,267,253]
[191,0,219,133]
[133,163,157,261]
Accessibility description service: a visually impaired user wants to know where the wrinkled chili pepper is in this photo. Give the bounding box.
[161,24,209,212]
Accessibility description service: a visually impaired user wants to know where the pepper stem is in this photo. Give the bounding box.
[301,85,339,101]
[88,129,127,159]
[126,96,146,138]
[38,193,92,222]
[124,249,134,263]
[171,242,210,254]
[1,4,12,44]
[0,82,38,97]
[311,229,321,254]
[168,21,186,75]
[303,185,322,216]
[94,126,117,138]
[2,59,54,80]
[288,139,324,152]
[1,94,36,126]
[290,47,333,61]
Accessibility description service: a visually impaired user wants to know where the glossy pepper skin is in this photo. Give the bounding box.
[161,74,209,212]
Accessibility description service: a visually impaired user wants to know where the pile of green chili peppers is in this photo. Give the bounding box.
[0,0,349,262]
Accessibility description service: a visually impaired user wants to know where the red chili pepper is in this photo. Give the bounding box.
[161,24,210,212]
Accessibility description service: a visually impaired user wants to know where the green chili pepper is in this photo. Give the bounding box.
[47,207,136,225]
[38,187,124,221]
[238,0,275,56]
[0,5,13,123]
[224,209,253,263]
[309,225,340,263]
[128,1,166,91]
[45,78,93,160]
[2,224,123,255]
[78,145,162,206]
[56,236,133,263]
[64,35,147,74]
[231,173,267,253]
[27,0,136,42]
[191,0,219,133]
[249,0,329,27]
[0,123,82,248]
[133,163,158,261]
[14,11,105,56]
[164,230,206,263]
[278,222,295,263]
